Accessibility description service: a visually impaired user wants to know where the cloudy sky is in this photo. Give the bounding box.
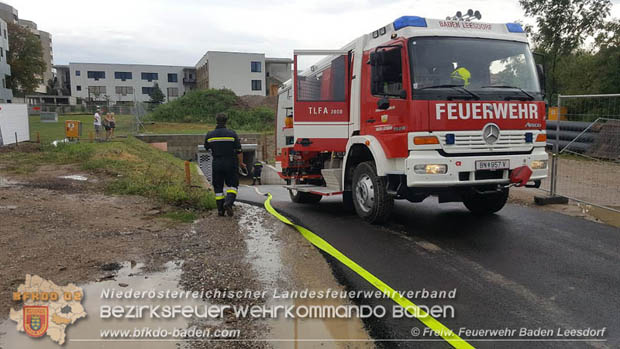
[11,0,620,66]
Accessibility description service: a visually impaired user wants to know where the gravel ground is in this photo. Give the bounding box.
[0,163,373,348]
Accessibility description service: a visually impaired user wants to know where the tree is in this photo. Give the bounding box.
[149,83,165,104]
[46,78,59,96]
[519,0,612,100]
[6,22,46,96]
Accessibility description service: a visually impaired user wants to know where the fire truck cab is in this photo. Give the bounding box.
[275,15,548,223]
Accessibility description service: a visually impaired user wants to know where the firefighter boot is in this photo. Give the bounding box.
[216,199,225,217]
[252,178,256,185]
[223,190,237,217]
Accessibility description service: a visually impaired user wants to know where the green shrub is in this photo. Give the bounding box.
[149,89,274,131]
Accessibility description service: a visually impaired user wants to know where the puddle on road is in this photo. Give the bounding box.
[238,204,372,348]
[239,203,283,285]
[0,176,19,188]
[586,205,620,228]
[58,175,88,181]
[0,261,217,349]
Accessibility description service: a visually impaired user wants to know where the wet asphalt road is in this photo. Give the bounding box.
[239,185,619,348]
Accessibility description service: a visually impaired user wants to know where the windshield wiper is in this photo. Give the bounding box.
[418,84,480,100]
[481,85,535,100]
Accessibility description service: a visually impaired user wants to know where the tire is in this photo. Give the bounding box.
[352,161,393,224]
[287,177,322,204]
[462,187,509,215]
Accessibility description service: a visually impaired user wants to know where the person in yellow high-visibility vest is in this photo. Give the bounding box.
[204,113,247,217]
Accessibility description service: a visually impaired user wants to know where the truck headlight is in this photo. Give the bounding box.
[531,160,547,169]
[414,164,447,174]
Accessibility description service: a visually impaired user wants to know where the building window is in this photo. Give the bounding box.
[87,86,106,95]
[114,72,132,81]
[142,87,154,95]
[167,73,178,83]
[76,70,81,76]
[141,72,158,81]
[76,85,81,91]
[0,47,3,58]
[251,61,261,73]
[115,86,134,95]
[251,80,262,91]
[3,29,5,39]
[87,71,105,80]
[167,87,179,97]
[2,78,4,88]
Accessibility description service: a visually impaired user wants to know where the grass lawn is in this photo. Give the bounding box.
[0,137,215,210]
[30,114,134,144]
[30,114,271,143]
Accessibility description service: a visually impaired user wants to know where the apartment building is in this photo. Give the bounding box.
[0,2,53,94]
[65,63,193,104]
[0,17,11,102]
[195,51,292,96]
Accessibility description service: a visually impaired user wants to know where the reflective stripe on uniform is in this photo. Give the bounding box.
[215,193,225,200]
[207,137,235,142]
[226,189,238,195]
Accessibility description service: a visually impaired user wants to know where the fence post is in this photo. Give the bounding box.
[535,94,568,206]
[550,95,561,196]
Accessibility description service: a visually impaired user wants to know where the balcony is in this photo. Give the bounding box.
[183,77,196,84]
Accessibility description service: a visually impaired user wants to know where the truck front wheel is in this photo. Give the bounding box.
[352,161,393,224]
[462,187,509,215]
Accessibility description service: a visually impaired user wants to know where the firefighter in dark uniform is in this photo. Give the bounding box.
[252,161,263,185]
[205,113,246,217]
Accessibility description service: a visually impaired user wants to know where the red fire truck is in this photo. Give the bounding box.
[275,14,548,223]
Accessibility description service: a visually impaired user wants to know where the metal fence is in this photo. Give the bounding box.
[543,94,620,212]
[28,102,152,142]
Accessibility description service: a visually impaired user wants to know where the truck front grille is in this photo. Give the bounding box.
[439,131,532,153]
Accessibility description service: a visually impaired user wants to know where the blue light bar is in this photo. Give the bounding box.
[506,23,524,33]
[393,16,427,30]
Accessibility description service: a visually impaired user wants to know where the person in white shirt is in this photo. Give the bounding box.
[94,110,102,140]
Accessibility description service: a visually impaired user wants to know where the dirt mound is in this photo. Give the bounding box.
[239,95,277,110]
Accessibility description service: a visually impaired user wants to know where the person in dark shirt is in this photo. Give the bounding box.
[252,161,263,185]
[204,113,246,216]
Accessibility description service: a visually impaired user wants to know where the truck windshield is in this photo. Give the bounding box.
[409,37,541,100]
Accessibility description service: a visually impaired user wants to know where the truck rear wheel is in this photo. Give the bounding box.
[289,190,322,204]
[286,179,322,204]
[352,161,393,224]
[462,187,509,215]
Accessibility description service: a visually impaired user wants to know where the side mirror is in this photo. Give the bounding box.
[377,97,390,110]
[536,63,546,94]
[399,90,407,99]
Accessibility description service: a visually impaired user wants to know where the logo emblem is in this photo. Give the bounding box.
[482,123,500,145]
[24,306,48,337]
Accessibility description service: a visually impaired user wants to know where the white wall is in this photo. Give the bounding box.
[0,104,29,146]
[69,63,189,104]
[207,52,265,96]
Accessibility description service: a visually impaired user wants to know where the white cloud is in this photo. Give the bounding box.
[10,0,619,66]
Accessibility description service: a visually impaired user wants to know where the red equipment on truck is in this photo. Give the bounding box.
[275,13,548,223]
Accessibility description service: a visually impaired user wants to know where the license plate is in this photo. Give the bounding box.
[475,160,510,171]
